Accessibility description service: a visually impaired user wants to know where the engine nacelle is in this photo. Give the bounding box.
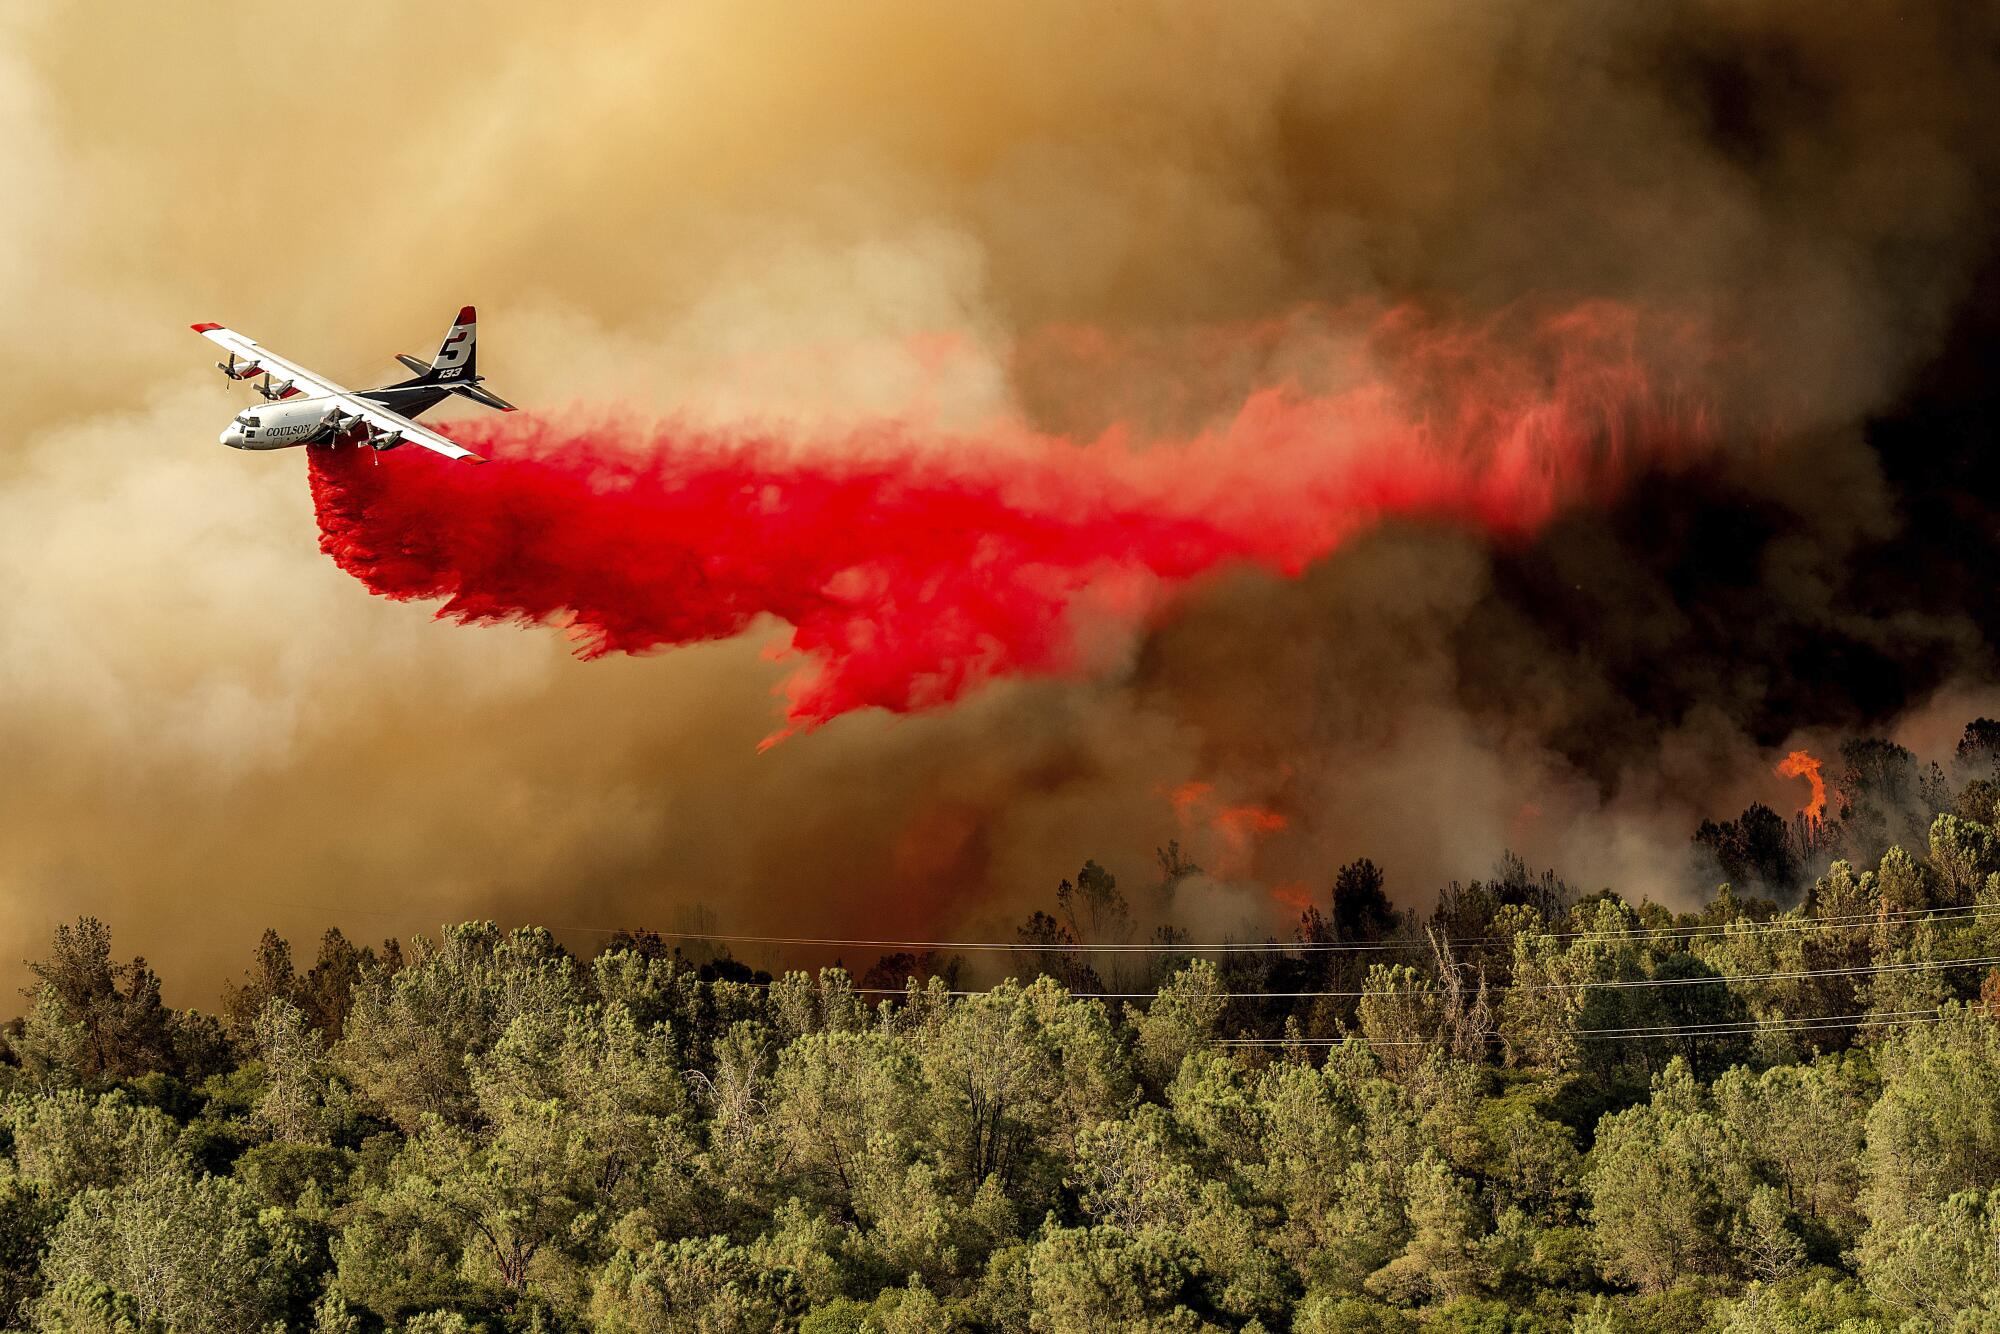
[255,377,296,401]
[216,356,263,381]
[369,429,405,452]
[320,408,366,440]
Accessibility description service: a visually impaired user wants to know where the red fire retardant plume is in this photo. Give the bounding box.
[308,304,1716,736]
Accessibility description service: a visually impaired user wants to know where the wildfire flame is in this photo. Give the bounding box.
[1168,781,1213,819]
[1777,749,1827,829]
[1164,781,1288,878]
[1270,880,1314,913]
[1214,804,1289,853]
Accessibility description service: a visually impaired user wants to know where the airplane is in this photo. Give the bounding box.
[192,306,514,464]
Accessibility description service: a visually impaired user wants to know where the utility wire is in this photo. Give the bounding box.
[214,893,2000,956]
[1215,1008,1957,1046]
[584,900,2000,952]
[842,951,2000,1000]
[195,892,1989,1044]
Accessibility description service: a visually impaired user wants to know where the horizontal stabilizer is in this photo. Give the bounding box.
[396,353,431,376]
[455,383,516,413]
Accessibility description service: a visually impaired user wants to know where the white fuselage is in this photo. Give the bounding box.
[219,397,343,450]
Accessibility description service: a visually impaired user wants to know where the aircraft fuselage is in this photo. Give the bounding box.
[219,397,348,450]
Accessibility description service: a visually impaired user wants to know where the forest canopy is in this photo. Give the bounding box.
[6,728,2000,1332]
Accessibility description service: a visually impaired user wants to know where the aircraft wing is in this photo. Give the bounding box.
[191,323,487,464]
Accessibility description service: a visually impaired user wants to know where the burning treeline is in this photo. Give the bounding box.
[871,717,2000,1002]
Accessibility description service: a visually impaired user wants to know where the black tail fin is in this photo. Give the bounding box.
[424,306,478,384]
[367,306,515,415]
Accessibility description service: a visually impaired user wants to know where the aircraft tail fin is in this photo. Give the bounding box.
[375,306,515,413]
[423,306,479,385]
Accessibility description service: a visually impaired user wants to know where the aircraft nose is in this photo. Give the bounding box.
[220,426,245,448]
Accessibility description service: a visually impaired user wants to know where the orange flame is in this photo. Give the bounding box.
[1215,804,1289,852]
[1777,749,1826,828]
[1168,781,1214,819]
[1270,879,1314,913]
[1162,782,1289,878]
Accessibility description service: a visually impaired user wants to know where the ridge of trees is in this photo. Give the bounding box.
[4,725,2000,1331]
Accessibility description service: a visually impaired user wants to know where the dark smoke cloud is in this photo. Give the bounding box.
[3,2,1999,1000]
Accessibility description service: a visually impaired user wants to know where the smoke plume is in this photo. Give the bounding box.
[3,2,2000,998]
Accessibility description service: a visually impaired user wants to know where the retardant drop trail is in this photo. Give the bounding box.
[307,304,1717,733]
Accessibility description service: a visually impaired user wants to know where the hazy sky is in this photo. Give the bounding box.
[3,3,1995,1002]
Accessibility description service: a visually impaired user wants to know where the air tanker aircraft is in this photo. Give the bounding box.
[192,307,514,464]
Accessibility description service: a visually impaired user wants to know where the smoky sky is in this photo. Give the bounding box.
[3,2,1999,1002]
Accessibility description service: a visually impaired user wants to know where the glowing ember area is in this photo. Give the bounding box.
[1777,749,1828,828]
[1165,780,1291,878]
[309,304,1716,732]
[1214,804,1290,853]
[1167,781,1216,823]
[1269,880,1315,913]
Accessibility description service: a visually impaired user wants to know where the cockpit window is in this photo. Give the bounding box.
[244,417,260,427]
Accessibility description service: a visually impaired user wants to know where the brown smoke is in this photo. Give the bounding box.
[3,2,1998,999]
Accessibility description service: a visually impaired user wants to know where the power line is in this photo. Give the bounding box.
[844,952,2000,1000]
[605,901,2000,953]
[213,893,2000,957]
[1215,1007,1956,1047]
[190,892,1990,1045]
[1551,1006,1947,1038]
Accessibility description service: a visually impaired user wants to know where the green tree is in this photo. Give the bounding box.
[1026,1225,1210,1333]
[252,996,341,1145]
[1293,1293,1418,1333]
[335,923,585,1130]
[400,1315,475,1334]
[1712,1275,1893,1334]
[307,1291,363,1334]
[1356,965,1441,1081]
[1858,1007,2000,1308]
[1364,1154,1490,1306]
[1586,1059,1753,1292]
[219,928,303,1042]
[871,1276,950,1334]
[767,1028,922,1212]
[34,1171,304,1334]
[1248,1049,1411,1293]
[1498,935,1579,1076]
[1076,1107,1201,1236]
[589,1236,804,1333]
[1929,813,1999,904]
[1474,1096,1583,1226]
[746,1200,853,1308]
[25,1277,153,1334]
[1730,1186,1806,1285]
[1129,960,1225,1096]
[915,979,1131,1212]
[299,927,387,1039]
[8,1090,188,1202]
[770,968,868,1044]
[470,1002,696,1216]
[0,1179,61,1329]
[1858,1186,2000,1327]
[1712,1057,1870,1246]
[17,919,173,1084]
[328,1002,694,1320]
